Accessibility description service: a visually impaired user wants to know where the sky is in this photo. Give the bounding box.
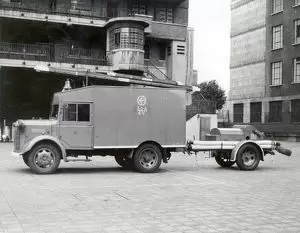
[189,0,231,93]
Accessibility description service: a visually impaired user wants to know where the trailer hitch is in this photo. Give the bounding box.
[275,143,292,157]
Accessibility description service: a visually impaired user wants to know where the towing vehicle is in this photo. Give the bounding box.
[12,82,292,174]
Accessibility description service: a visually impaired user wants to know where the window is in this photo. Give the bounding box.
[272,0,283,13]
[158,43,166,60]
[130,3,147,15]
[50,104,59,119]
[233,103,243,123]
[296,0,300,6]
[272,25,283,49]
[292,99,300,122]
[294,58,300,83]
[295,19,300,44]
[114,32,120,48]
[110,27,144,50]
[78,104,90,122]
[156,8,173,23]
[63,103,90,122]
[144,39,150,59]
[269,101,282,122]
[63,104,77,121]
[271,61,282,85]
[250,102,262,123]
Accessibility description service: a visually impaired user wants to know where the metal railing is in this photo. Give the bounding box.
[144,60,170,81]
[0,42,107,66]
[0,0,107,20]
[186,100,217,121]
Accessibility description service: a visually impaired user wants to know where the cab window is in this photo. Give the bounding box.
[63,103,90,122]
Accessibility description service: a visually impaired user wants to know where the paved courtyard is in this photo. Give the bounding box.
[0,142,300,233]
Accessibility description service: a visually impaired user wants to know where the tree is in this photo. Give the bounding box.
[195,80,227,111]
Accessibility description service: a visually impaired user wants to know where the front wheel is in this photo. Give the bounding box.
[22,154,30,167]
[133,143,162,173]
[236,144,261,171]
[27,143,61,174]
[214,152,235,168]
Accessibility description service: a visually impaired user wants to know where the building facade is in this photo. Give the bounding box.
[229,0,300,139]
[0,0,194,125]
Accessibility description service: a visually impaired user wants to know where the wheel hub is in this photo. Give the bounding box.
[35,149,54,168]
[241,151,256,166]
[139,149,158,168]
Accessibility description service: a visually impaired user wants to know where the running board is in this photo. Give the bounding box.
[66,158,92,162]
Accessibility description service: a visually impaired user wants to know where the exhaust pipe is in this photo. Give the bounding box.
[275,144,292,157]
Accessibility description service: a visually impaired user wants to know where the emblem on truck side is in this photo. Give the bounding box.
[137,96,147,115]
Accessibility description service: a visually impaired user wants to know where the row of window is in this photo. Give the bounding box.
[272,0,300,14]
[271,59,300,85]
[272,20,300,50]
[107,5,174,23]
[50,104,91,122]
[233,100,300,123]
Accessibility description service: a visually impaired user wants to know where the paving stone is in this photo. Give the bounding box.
[0,142,299,232]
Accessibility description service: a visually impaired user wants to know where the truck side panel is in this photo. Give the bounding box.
[93,87,186,148]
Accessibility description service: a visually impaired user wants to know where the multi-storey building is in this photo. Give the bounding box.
[0,0,195,125]
[229,0,300,139]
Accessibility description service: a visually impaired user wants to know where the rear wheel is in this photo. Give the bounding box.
[236,144,261,171]
[27,143,61,174]
[114,155,133,169]
[133,143,162,173]
[214,151,235,168]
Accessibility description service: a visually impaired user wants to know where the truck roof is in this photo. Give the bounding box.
[55,85,188,96]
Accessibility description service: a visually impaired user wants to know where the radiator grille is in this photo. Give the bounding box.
[13,127,20,152]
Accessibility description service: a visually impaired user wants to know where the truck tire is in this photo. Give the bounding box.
[236,144,261,171]
[133,143,162,173]
[27,143,61,174]
[215,152,235,168]
[115,156,133,169]
[22,154,30,167]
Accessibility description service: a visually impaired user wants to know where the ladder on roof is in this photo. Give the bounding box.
[44,66,193,91]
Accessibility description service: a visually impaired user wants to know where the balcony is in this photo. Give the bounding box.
[0,0,107,27]
[0,42,108,72]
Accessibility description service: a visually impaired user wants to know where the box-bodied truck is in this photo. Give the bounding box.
[12,85,292,174]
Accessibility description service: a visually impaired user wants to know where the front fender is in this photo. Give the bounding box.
[23,135,67,161]
[231,140,265,162]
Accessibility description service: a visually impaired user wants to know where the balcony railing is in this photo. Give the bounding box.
[0,0,107,20]
[0,42,107,66]
[144,60,170,81]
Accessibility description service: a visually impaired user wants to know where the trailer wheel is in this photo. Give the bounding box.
[236,144,261,171]
[27,143,61,174]
[133,143,162,173]
[214,152,235,168]
[114,156,133,169]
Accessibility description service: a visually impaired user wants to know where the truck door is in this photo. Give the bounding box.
[59,103,93,149]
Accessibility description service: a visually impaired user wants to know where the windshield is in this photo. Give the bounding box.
[50,104,59,119]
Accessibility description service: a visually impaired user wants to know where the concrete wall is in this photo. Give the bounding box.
[230,27,266,68]
[170,40,187,84]
[231,0,266,37]
[230,62,265,100]
[173,0,189,25]
[229,0,267,124]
